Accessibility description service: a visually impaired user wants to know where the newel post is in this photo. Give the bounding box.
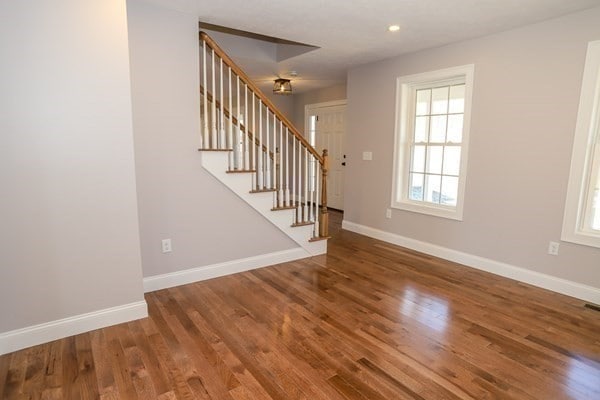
[319,149,329,238]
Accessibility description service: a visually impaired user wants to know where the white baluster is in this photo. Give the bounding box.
[252,94,256,190]
[292,136,296,222]
[211,48,216,147]
[285,128,290,207]
[235,76,240,170]
[313,161,321,237]
[219,57,224,148]
[265,109,270,189]
[202,40,208,148]
[279,120,283,207]
[258,102,263,189]
[244,84,249,170]
[228,67,233,168]
[304,146,309,223]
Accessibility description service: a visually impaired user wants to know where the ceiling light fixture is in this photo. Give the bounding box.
[273,78,292,95]
[388,24,400,32]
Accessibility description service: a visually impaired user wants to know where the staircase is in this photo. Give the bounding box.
[198,32,329,256]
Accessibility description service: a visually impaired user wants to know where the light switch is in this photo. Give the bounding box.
[362,151,373,161]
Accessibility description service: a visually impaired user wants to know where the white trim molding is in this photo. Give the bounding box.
[143,247,310,293]
[561,40,600,249]
[392,64,475,221]
[0,301,148,356]
[342,220,600,304]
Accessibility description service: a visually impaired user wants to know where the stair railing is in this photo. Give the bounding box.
[199,31,329,239]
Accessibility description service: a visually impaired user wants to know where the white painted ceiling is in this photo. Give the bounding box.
[142,0,600,93]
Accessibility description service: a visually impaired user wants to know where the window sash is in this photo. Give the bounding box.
[392,67,473,220]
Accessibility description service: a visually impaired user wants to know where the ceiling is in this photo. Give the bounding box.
[141,0,600,93]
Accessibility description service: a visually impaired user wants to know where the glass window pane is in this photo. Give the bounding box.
[409,173,424,201]
[416,90,431,116]
[414,116,429,142]
[447,115,463,143]
[441,176,459,206]
[586,143,600,230]
[449,85,465,114]
[425,174,441,203]
[426,146,443,174]
[431,87,449,114]
[411,145,426,173]
[442,146,461,176]
[430,116,447,143]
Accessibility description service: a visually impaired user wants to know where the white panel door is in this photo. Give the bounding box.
[307,103,346,210]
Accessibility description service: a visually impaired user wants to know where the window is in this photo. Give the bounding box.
[562,40,600,248]
[392,65,474,220]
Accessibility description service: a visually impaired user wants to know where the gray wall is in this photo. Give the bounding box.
[127,0,296,279]
[345,7,600,288]
[0,0,145,332]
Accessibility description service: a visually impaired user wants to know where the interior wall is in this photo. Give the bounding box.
[292,83,347,133]
[0,0,145,333]
[127,0,296,279]
[345,7,600,289]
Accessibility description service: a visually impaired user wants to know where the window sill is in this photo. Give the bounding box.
[561,230,600,249]
[392,200,463,221]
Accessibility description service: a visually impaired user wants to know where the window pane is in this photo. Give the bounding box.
[426,146,443,174]
[587,143,600,230]
[431,87,449,114]
[430,116,447,143]
[441,176,459,206]
[414,116,429,142]
[449,85,465,114]
[447,114,463,143]
[425,174,441,203]
[416,90,431,116]
[411,145,426,173]
[409,173,424,201]
[442,146,461,176]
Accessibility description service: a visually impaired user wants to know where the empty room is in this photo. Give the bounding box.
[1,0,600,399]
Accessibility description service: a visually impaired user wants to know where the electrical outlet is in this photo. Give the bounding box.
[386,209,392,219]
[162,239,172,253]
[362,151,373,161]
[548,241,559,256]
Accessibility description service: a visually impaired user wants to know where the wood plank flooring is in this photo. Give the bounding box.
[1,211,599,399]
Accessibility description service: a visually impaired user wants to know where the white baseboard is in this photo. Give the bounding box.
[143,247,310,293]
[0,300,148,356]
[342,220,600,304]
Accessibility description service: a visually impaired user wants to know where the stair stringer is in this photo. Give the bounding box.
[201,151,327,256]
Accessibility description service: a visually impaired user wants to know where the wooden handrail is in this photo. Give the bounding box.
[199,85,274,160]
[200,31,323,165]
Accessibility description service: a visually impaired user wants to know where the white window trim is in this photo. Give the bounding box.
[392,64,475,221]
[561,40,600,249]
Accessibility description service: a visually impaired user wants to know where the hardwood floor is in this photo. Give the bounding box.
[1,210,599,399]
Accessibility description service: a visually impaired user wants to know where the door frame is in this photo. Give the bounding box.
[304,100,348,141]
[304,99,347,210]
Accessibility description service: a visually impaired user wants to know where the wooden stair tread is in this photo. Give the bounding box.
[249,188,277,193]
[271,206,297,211]
[309,236,330,242]
[198,148,233,152]
[291,221,314,227]
[227,169,257,174]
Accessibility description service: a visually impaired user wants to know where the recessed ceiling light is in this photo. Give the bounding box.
[388,25,400,32]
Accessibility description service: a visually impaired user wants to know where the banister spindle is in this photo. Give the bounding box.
[285,127,290,207]
[320,149,329,238]
[304,146,309,223]
[252,94,256,189]
[279,120,283,206]
[211,48,216,147]
[258,102,263,188]
[228,66,233,167]
[219,57,224,148]
[292,136,297,223]
[235,75,240,170]
[244,83,249,170]
[266,108,270,189]
[315,161,321,237]
[202,40,208,148]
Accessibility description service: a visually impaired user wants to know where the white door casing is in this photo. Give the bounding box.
[305,101,346,210]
